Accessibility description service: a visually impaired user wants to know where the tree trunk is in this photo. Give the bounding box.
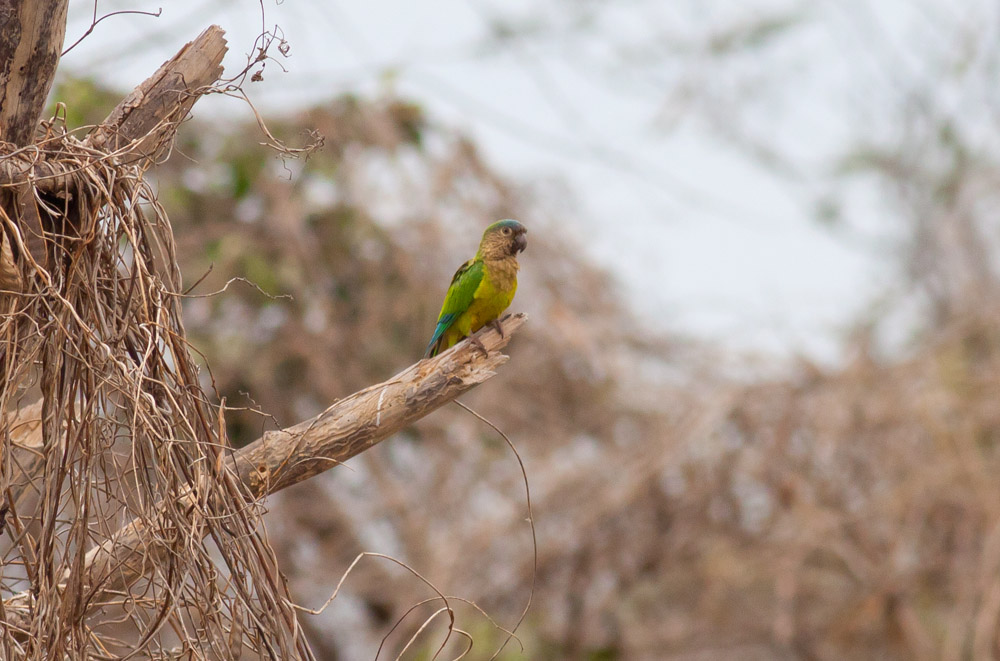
[0,0,67,147]
[0,0,68,289]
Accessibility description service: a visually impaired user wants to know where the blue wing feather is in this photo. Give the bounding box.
[426,313,457,353]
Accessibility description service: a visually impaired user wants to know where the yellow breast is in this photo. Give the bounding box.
[447,256,519,341]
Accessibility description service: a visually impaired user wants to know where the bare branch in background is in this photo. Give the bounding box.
[61,5,164,57]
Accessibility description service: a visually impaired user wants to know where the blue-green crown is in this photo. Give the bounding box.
[485,218,525,234]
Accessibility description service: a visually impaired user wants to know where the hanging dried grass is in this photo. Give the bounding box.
[0,112,315,659]
[0,21,317,659]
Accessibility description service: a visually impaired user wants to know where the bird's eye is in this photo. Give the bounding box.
[502,228,511,235]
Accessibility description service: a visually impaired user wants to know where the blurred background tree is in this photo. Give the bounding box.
[40,1,1000,658]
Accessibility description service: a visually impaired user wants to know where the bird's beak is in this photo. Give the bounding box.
[514,232,527,254]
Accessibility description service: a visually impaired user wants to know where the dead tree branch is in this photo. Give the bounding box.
[234,314,526,495]
[0,24,228,190]
[0,25,227,288]
[1,314,527,634]
[84,25,227,164]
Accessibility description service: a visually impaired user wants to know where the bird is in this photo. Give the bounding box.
[424,219,527,358]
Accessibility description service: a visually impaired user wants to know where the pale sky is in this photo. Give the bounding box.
[62,0,984,363]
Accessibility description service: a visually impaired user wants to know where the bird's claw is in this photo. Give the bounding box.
[488,318,505,339]
[470,335,489,357]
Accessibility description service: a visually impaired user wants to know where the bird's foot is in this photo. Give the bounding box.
[487,318,505,339]
[470,335,490,357]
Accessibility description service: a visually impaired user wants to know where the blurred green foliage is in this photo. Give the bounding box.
[52,67,1000,660]
[49,77,120,129]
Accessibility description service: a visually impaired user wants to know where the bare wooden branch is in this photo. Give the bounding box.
[235,313,526,496]
[1,315,527,632]
[0,0,68,147]
[0,158,73,189]
[85,25,227,166]
[0,26,227,189]
[0,25,227,293]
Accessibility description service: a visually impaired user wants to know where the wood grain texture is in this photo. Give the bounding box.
[0,0,68,147]
[84,25,227,164]
[0,0,68,289]
[1,314,527,631]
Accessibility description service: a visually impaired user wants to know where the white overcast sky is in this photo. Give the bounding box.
[60,0,989,362]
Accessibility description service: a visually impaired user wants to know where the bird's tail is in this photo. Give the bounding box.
[423,315,454,358]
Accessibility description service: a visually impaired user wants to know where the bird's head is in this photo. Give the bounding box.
[479,219,527,260]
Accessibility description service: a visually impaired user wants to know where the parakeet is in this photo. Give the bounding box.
[424,219,528,358]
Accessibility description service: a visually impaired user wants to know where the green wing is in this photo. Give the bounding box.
[425,258,484,357]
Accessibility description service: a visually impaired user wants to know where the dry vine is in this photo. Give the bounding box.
[0,6,526,659]
[0,71,315,661]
